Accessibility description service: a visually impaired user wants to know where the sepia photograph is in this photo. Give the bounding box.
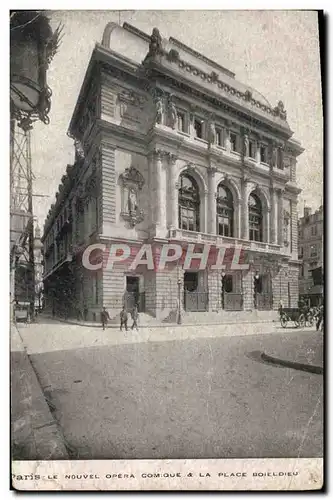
[10,8,324,491]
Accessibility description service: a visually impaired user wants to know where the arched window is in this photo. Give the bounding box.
[216,184,234,237]
[178,174,200,232]
[248,192,263,242]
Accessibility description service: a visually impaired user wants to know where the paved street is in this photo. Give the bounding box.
[15,320,323,460]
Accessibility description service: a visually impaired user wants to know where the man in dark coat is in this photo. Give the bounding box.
[101,307,110,331]
[120,306,128,332]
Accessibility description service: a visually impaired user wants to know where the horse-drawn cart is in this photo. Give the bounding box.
[279,307,314,328]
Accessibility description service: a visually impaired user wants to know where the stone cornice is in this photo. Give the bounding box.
[145,58,292,137]
[168,36,235,79]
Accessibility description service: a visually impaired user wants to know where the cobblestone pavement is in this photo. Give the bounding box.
[16,319,323,460]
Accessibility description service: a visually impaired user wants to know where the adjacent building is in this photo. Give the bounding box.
[42,22,303,322]
[298,205,324,306]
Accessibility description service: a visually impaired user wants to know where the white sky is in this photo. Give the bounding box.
[29,9,323,229]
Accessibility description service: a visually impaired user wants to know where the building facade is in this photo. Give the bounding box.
[42,22,303,322]
[298,205,323,306]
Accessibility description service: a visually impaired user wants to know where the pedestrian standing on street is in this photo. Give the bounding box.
[101,306,110,331]
[131,304,139,331]
[120,306,128,332]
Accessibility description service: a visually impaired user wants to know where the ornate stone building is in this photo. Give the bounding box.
[42,22,303,322]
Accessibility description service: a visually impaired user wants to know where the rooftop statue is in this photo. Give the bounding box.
[274,100,287,120]
[148,28,163,57]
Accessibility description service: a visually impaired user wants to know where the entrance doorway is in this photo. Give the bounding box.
[255,274,273,310]
[183,271,208,312]
[125,276,145,312]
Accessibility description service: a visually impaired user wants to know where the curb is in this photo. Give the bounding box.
[39,315,277,329]
[261,352,323,375]
[11,325,69,460]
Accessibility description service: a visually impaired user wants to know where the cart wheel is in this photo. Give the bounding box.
[299,314,306,328]
[280,315,287,328]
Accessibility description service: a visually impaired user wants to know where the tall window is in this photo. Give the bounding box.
[216,127,223,146]
[178,174,200,232]
[177,111,186,132]
[230,132,238,152]
[216,184,234,237]
[194,118,203,138]
[249,193,263,242]
[260,144,268,163]
[249,140,256,159]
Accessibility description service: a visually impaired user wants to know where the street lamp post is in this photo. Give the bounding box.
[10,11,63,323]
[254,271,260,309]
[177,278,182,325]
[221,271,226,310]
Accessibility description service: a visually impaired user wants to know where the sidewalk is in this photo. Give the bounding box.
[41,312,279,329]
[11,324,68,460]
[17,316,315,355]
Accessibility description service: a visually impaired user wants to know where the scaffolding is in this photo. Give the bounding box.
[10,116,35,320]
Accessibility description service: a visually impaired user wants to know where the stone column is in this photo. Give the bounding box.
[168,154,178,231]
[147,153,154,229]
[203,190,209,234]
[155,150,163,227]
[255,139,261,164]
[207,167,217,234]
[270,188,278,244]
[265,206,271,243]
[234,200,241,239]
[241,179,249,240]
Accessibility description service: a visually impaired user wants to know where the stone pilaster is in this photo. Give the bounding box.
[207,166,217,234]
[265,206,271,243]
[208,269,221,312]
[234,199,241,239]
[168,153,178,231]
[203,189,209,234]
[242,269,254,310]
[241,178,249,240]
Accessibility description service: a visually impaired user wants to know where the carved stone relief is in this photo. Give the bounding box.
[119,166,145,227]
[118,89,146,124]
[283,209,290,247]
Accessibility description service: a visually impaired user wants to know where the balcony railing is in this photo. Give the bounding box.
[168,229,282,254]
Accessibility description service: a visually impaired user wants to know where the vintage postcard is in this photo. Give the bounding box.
[10,9,324,491]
